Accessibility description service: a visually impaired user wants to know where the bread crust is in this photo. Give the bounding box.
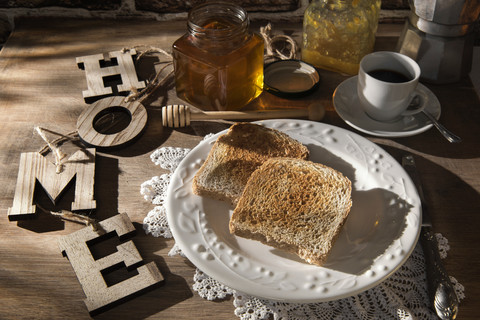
[229,157,352,266]
[192,123,309,205]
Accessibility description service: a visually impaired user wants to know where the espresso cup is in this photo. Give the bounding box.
[357,51,426,122]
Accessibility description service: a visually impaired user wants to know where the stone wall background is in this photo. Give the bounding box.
[0,0,413,43]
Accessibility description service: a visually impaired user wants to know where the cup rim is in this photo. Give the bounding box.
[359,51,420,84]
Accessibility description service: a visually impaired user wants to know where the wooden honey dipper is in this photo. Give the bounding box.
[161,103,325,128]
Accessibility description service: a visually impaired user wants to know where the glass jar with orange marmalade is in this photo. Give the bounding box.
[172,2,264,111]
[302,0,381,75]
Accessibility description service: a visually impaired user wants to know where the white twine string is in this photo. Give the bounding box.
[33,128,98,229]
[260,23,298,63]
[35,126,79,173]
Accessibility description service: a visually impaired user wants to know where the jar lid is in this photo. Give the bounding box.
[264,60,320,98]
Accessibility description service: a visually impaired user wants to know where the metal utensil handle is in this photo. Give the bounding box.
[420,227,459,320]
[422,111,462,143]
[402,155,459,320]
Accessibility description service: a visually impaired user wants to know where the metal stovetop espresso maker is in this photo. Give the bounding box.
[396,0,480,84]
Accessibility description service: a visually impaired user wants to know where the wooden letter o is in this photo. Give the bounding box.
[77,96,147,148]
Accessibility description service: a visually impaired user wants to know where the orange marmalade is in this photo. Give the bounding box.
[172,2,264,111]
[302,0,381,75]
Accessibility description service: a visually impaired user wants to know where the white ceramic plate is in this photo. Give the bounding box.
[166,120,421,303]
[333,76,441,138]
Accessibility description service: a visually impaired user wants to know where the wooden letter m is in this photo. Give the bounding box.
[8,148,96,221]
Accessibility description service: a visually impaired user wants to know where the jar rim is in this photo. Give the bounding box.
[187,2,249,39]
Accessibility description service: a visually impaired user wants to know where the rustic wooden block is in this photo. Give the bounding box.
[58,212,164,316]
[77,49,146,100]
[76,96,147,149]
[8,148,96,221]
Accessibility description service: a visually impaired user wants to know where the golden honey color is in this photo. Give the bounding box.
[172,3,264,111]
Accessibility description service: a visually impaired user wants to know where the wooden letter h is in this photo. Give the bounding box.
[76,49,146,100]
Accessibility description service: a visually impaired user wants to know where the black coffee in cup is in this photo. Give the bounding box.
[358,51,424,122]
[367,69,411,83]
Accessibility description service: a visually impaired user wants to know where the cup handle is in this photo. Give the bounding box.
[401,88,429,117]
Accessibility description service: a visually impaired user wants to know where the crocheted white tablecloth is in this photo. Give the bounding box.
[141,146,464,320]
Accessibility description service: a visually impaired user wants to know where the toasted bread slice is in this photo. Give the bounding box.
[192,123,309,205]
[229,157,352,266]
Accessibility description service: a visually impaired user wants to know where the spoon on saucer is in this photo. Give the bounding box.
[409,96,462,143]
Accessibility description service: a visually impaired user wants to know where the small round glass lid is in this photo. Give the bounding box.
[264,60,320,97]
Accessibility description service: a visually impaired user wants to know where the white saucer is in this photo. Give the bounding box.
[333,76,441,138]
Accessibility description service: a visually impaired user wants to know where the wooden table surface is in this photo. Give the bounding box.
[0,18,479,319]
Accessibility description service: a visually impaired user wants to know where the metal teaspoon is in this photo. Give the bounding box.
[409,96,462,143]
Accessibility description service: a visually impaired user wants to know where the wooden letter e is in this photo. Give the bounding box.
[58,213,164,315]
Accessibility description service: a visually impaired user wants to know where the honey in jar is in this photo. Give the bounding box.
[302,0,381,75]
[172,2,264,111]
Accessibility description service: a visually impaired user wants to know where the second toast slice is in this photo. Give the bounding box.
[229,157,352,266]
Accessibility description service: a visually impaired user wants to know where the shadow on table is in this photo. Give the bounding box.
[377,145,480,231]
[366,79,480,159]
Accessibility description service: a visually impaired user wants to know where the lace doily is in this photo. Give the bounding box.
[141,146,465,320]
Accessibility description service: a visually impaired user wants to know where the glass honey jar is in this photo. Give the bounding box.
[172,2,264,111]
[302,0,381,75]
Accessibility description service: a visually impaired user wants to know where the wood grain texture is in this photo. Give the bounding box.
[8,148,96,220]
[58,212,164,316]
[76,49,146,99]
[161,103,325,128]
[76,96,147,148]
[0,18,479,320]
